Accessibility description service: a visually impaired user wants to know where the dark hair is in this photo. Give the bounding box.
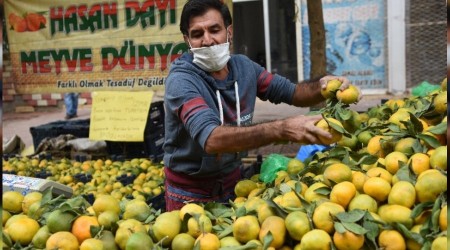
[180,0,232,36]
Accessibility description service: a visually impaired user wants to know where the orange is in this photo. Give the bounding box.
[388,108,411,128]
[4,214,28,230]
[298,229,332,250]
[125,231,154,250]
[152,211,182,247]
[312,202,345,234]
[46,232,80,250]
[115,219,147,250]
[431,236,446,250]
[97,210,120,230]
[122,199,152,222]
[47,209,77,233]
[357,130,374,146]
[439,204,447,232]
[286,158,305,175]
[323,163,352,186]
[21,192,42,215]
[387,181,416,208]
[363,177,391,202]
[258,216,286,248]
[31,225,51,249]
[336,84,360,104]
[179,203,205,220]
[333,230,364,250]
[220,236,242,247]
[257,202,276,224]
[3,191,24,214]
[285,211,311,241]
[92,194,121,216]
[408,153,430,175]
[329,181,356,209]
[418,119,429,132]
[415,169,447,203]
[406,224,423,250]
[394,137,418,156]
[279,191,302,209]
[7,217,40,246]
[244,197,266,213]
[304,182,329,203]
[71,215,99,244]
[234,179,258,198]
[348,194,378,213]
[195,233,220,250]
[321,79,342,99]
[172,233,196,250]
[2,210,11,226]
[378,230,406,250]
[8,13,21,26]
[25,13,42,31]
[233,215,260,244]
[80,238,104,250]
[432,91,447,114]
[315,118,344,145]
[366,167,393,184]
[187,214,213,238]
[378,204,413,229]
[13,17,27,32]
[351,171,368,193]
[337,134,359,149]
[384,151,408,174]
[385,99,405,110]
[429,145,447,170]
[367,135,388,158]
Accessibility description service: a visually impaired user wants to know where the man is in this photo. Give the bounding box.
[64,92,79,120]
[163,0,356,211]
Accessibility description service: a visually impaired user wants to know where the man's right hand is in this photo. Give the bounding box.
[280,114,332,145]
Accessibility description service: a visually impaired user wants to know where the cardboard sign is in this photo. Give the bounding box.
[89,91,154,141]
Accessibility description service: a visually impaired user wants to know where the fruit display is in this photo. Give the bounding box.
[2,157,165,204]
[2,79,447,249]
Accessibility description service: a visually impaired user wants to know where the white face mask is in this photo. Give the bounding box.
[189,33,231,72]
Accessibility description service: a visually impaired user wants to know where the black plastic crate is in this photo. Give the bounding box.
[30,119,90,149]
[106,126,164,161]
[145,101,165,131]
[106,101,165,161]
[148,192,166,211]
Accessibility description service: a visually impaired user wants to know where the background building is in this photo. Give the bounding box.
[232,0,446,94]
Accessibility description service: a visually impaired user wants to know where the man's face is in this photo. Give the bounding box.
[185,9,231,48]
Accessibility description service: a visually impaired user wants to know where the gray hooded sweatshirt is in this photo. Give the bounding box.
[163,52,296,177]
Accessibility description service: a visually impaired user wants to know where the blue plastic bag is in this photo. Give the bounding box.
[296,144,329,161]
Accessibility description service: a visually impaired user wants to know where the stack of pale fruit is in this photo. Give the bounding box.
[2,78,447,250]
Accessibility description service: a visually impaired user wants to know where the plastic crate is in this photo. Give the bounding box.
[147,192,166,211]
[106,126,164,161]
[106,101,165,161]
[30,119,90,149]
[145,101,164,131]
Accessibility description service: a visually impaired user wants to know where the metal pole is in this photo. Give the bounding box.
[263,0,271,72]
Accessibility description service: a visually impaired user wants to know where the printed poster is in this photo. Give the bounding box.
[300,0,386,89]
[4,0,233,94]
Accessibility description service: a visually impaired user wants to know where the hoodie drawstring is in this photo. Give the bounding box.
[216,81,240,126]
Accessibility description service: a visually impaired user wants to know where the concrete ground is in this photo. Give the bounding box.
[2,94,392,158]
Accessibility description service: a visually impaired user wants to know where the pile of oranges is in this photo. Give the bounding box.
[1,78,447,249]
